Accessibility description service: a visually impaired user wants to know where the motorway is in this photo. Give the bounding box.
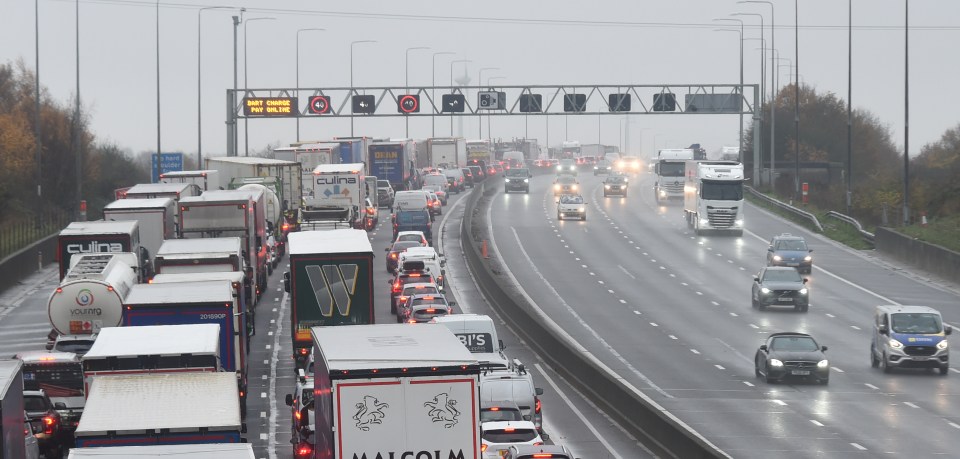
[484,167,960,458]
[0,181,645,458]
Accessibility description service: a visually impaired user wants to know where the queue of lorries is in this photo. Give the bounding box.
[0,138,578,459]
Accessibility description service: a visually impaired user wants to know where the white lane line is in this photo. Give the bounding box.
[268,331,274,336]
[617,265,636,280]
[681,282,688,286]
[619,299,627,304]
[714,365,725,370]
[261,392,267,398]
[598,280,605,285]
[711,301,720,306]
[272,308,278,312]
[850,325,861,330]
[668,335,678,340]
[850,443,867,451]
[650,322,659,327]
[607,289,614,294]
[749,324,760,329]
[743,381,754,387]
[633,311,641,315]
[265,344,271,349]
[825,313,836,318]
[903,402,919,409]
[865,383,879,390]
[949,422,960,429]
[534,363,624,459]
[267,290,289,459]
[772,399,787,406]
[695,291,703,296]
[831,367,845,373]
[810,420,824,427]
[261,411,267,418]
[729,312,738,317]
[951,368,960,374]
[690,349,700,355]
[507,226,672,398]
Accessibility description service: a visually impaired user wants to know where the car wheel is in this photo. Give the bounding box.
[821,377,830,385]
[581,215,587,221]
[881,352,892,373]
[870,346,880,368]
[624,191,628,198]
[754,364,762,378]
[801,304,809,312]
[758,301,767,311]
[751,296,758,309]
[504,188,509,194]
[557,213,562,220]
[390,302,396,315]
[940,366,950,375]
[764,370,777,384]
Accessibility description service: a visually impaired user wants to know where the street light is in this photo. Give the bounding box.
[197,6,231,166]
[243,17,275,156]
[449,59,471,136]
[404,47,430,138]
[903,0,909,225]
[228,8,246,157]
[794,0,800,202]
[34,0,42,224]
[744,36,767,183]
[295,28,325,142]
[350,40,377,137]
[432,52,455,137]
[477,67,499,138]
[713,19,744,156]
[740,1,777,189]
[486,76,506,142]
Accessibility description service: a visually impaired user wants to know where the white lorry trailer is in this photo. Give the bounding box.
[159,169,221,191]
[122,182,199,201]
[683,160,745,236]
[309,323,480,459]
[425,137,467,169]
[0,359,26,459]
[301,163,366,230]
[56,220,147,281]
[653,148,695,204]
[102,197,176,273]
[48,253,138,337]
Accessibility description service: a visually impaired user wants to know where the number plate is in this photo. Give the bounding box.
[778,297,794,302]
[791,370,810,375]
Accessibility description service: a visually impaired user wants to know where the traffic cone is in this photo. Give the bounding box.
[921,212,928,227]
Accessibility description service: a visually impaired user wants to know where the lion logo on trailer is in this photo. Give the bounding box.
[424,392,460,428]
[352,395,389,431]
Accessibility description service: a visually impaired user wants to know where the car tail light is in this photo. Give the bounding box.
[43,415,56,434]
[480,444,488,452]
[295,410,302,421]
[532,455,554,458]
[533,441,544,446]
[295,442,313,458]
[390,253,397,259]
[504,427,515,432]
[407,319,416,323]
[299,348,309,356]
[535,397,541,413]
[425,308,436,313]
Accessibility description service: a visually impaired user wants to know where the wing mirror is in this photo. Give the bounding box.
[499,340,506,351]
[385,247,390,252]
[283,272,291,293]
[759,344,767,351]
[809,249,814,253]
[945,325,953,335]
[879,324,889,334]
[753,276,760,282]
[285,394,294,406]
[802,278,808,283]
[767,246,774,252]
[535,387,544,396]
[821,345,828,352]
[54,402,67,410]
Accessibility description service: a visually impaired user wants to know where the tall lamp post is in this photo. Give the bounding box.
[197,6,231,166]
[226,8,246,157]
[793,0,800,202]
[350,40,377,137]
[847,0,853,215]
[903,0,909,225]
[243,17,275,156]
[477,67,499,138]
[486,76,506,142]
[432,52,455,137]
[449,59,471,136]
[296,28,325,142]
[404,47,430,138]
[34,0,42,224]
[739,1,776,189]
[713,19,744,156]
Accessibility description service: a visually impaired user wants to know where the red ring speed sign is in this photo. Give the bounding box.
[398,95,419,113]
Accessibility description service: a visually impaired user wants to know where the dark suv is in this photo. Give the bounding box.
[392,209,433,245]
[24,389,67,458]
[752,267,810,312]
[504,168,531,194]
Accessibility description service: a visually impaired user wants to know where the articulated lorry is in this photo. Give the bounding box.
[67,443,256,458]
[369,139,416,191]
[333,137,371,165]
[309,324,480,459]
[285,229,374,372]
[0,359,25,459]
[301,163,366,231]
[160,169,221,191]
[73,372,243,447]
[424,137,467,169]
[683,160,745,236]
[653,148,695,204]
[122,182,200,201]
[57,220,148,281]
[48,253,138,338]
[102,197,176,274]
[206,157,302,235]
[178,190,268,301]
[122,281,248,416]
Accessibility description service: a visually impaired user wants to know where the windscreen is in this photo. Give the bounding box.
[891,313,943,334]
[701,180,743,200]
[23,363,84,397]
[481,408,523,422]
[411,296,443,306]
[397,211,429,224]
[770,336,819,352]
[776,240,808,251]
[505,169,528,177]
[424,175,447,187]
[658,162,685,177]
[763,269,802,282]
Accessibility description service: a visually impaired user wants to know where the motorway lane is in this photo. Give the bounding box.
[487,168,960,458]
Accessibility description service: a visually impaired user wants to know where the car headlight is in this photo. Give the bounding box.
[799,288,808,295]
[938,340,949,350]
[804,256,812,262]
[817,359,829,369]
[594,166,598,170]
[769,359,783,367]
[760,287,771,294]
[605,185,611,189]
[773,255,782,261]
[889,339,903,350]
[554,184,560,190]
[556,166,562,171]
[572,185,578,190]
[658,190,666,197]
[523,178,529,183]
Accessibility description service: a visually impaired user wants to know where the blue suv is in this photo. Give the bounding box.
[766,234,813,274]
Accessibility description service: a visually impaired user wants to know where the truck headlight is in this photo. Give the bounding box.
[817,359,829,369]
[889,339,903,350]
[769,359,783,368]
[658,190,666,197]
[556,166,562,171]
[760,287,771,294]
[554,184,560,191]
[799,288,808,295]
[804,255,812,262]
[735,219,744,226]
[578,207,585,212]
[773,255,782,261]
[938,340,949,350]
[593,166,598,170]
[572,185,578,191]
[605,185,611,189]
[699,218,709,226]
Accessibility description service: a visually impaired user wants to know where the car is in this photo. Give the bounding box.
[469,165,486,182]
[24,390,67,459]
[593,160,612,175]
[603,174,629,197]
[25,418,41,459]
[616,155,642,173]
[556,159,577,176]
[766,233,814,273]
[443,168,466,192]
[871,305,951,375]
[493,163,505,175]
[376,180,395,208]
[481,420,544,459]
[401,293,453,323]
[385,240,424,273]
[395,230,429,246]
[461,168,476,188]
[392,208,433,243]
[754,332,829,384]
[397,246,445,290]
[751,267,809,312]
[423,185,447,205]
[481,400,524,423]
[422,173,450,194]
[426,191,442,216]
[389,272,437,314]
[504,168,531,194]
[284,370,315,458]
[395,283,441,320]
[557,194,586,221]
[504,444,575,459]
[552,175,579,196]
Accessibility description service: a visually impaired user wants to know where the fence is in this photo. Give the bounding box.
[0,212,70,261]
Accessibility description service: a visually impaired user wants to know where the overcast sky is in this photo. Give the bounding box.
[4,0,959,159]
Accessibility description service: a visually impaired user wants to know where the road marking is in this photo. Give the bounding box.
[690,349,700,355]
[668,335,677,340]
[267,290,289,459]
[260,433,268,440]
[270,319,275,324]
[650,322,658,327]
[729,312,738,317]
[265,344,271,349]
[865,383,879,390]
[681,282,688,286]
[598,280,605,285]
[951,368,960,374]
[850,325,861,330]
[904,402,919,409]
[743,381,754,387]
[617,265,636,279]
[263,360,269,365]
[711,301,720,306]
[272,308,277,312]
[825,313,835,318]
[851,443,867,451]
[268,331,274,336]
[810,420,824,427]
[949,422,960,429]
[831,367,844,373]
[261,392,267,398]
[534,363,624,459]
[589,272,596,276]
[714,365,725,370]
[669,273,676,278]
[772,399,787,406]
[695,291,703,296]
[607,289,614,294]
[749,324,760,329]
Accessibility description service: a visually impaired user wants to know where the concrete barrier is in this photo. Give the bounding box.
[0,233,57,293]
[876,227,960,283]
[461,180,729,459]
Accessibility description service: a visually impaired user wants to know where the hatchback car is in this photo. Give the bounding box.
[385,240,423,273]
[400,293,453,323]
[395,230,430,246]
[423,185,447,205]
[389,273,437,314]
[754,332,829,384]
[394,283,441,319]
[24,390,66,459]
[426,192,442,216]
[553,176,579,196]
[557,194,586,221]
[752,267,809,312]
[481,420,544,459]
[461,168,475,188]
[505,445,575,459]
[468,165,485,182]
[603,174,629,197]
[593,160,613,175]
[767,233,814,273]
[376,180,395,208]
[556,159,577,176]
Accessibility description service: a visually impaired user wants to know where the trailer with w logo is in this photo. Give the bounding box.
[285,229,375,372]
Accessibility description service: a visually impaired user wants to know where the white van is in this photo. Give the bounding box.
[392,190,429,212]
[431,314,507,367]
[398,246,446,290]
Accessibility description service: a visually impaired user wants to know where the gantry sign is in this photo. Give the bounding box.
[225,83,761,178]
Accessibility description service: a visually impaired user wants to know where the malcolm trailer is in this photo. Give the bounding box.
[310,324,481,459]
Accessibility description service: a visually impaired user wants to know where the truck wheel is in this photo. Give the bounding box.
[504,188,509,194]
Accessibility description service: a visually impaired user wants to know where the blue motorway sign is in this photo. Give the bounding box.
[151,152,184,182]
